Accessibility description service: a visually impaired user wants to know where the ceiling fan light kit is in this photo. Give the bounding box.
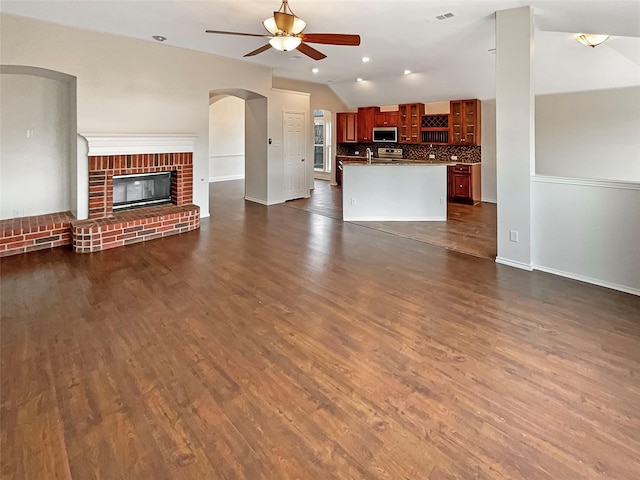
[575,33,610,48]
[206,0,360,61]
[269,35,302,51]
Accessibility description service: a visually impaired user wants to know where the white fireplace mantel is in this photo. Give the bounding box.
[80,133,197,156]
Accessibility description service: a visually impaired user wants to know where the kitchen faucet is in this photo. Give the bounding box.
[366,147,372,164]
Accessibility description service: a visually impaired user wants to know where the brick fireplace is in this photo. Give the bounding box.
[71,134,200,253]
[88,151,192,219]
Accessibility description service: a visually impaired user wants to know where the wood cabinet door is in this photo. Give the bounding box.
[450,99,481,145]
[357,107,377,142]
[398,104,424,144]
[345,113,357,142]
[374,111,399,127]
[451,174,471,199]
[337,113,357,143]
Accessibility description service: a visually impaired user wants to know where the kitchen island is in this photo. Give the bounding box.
[342,161,448,221]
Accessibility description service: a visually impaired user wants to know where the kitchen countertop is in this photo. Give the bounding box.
[339,157,481,166]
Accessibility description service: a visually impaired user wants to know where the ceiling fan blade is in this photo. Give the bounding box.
[296,42,327,61]
[274,11,295,34]
[299,33,361,46]
[206,30,270,38]
[244,44,273,57]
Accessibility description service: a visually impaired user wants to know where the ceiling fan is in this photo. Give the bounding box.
[205,0,360,60]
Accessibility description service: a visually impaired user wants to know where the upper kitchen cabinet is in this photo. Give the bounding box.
[450,99,481,146]
[357,107,380,142]
[374,111,399,127]
[337,112,358,143]
[398,103,425,144]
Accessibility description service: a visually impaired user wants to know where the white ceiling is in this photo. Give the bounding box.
[2,0,639,108]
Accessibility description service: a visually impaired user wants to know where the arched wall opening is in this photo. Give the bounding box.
[0,65,78,219]
[209,89,268,205]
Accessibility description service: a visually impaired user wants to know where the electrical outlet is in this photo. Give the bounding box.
[429,154,436,159]
[451,155,458,161]
[440,197,445,205]
[509,230,519,242]
[350,198,357,206]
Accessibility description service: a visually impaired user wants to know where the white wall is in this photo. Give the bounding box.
[532,176,640,295]
[536,86,640,182]
[480,99,497,203]
[0,72,72,219]
[1,13,273,218]
[495,7,535,270]
[272,77,347,186]
[244,97,268,204]
[209,95,245,182]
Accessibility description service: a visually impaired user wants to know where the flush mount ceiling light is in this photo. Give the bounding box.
[311,67,319,73]
[356,78,363,82]
[361,57,370,63]
[403,69,411,75]
[575,33,610,48]
[152,35,167,42]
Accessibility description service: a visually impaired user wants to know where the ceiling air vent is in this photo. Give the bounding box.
[436,12,456,20]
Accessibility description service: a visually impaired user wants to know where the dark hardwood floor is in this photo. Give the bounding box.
[2,179,639,479]
[286,179,497,259]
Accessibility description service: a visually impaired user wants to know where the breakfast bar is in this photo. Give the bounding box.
[342,161,448,221]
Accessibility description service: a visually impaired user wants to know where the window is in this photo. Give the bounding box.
[313,110,332,174]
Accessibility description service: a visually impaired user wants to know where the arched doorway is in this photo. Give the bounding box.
[208,89,268,205]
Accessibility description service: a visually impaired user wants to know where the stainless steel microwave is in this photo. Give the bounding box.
[372,127,398,143]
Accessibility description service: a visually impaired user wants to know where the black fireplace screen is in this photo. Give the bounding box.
[113,172,172,211]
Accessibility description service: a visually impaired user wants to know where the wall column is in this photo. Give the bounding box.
[495,6,535,270]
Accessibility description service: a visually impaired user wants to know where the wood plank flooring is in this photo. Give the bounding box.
[286,179,497,259]
[2,179,639,479]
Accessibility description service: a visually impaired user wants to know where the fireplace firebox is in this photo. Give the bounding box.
[113,172,172,211]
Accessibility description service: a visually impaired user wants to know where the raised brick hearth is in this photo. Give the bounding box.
[71,204,199,253]
[1,134,200,257]
[0,212,74,257]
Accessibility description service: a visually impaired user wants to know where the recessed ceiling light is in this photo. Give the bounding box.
[403,70,411,75]
[152,35,167,42]
[361,57,370,63]
[311,68,319,73]
[356,78,363,82]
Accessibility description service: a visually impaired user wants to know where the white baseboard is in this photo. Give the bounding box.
[209,175,245,183]
[199,212,210,219]
[482,197,497,203]
[495,256,534,271]
[534,264,640,296]
[346,216,446,222]
[244,196,268,205]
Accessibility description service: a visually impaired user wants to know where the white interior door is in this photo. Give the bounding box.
[283,111,306,200]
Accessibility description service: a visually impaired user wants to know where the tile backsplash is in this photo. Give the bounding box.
[337,142,481,163]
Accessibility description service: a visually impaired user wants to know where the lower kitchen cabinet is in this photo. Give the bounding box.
[448,163,481,205]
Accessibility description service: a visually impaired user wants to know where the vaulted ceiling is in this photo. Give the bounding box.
[2,1,639,107]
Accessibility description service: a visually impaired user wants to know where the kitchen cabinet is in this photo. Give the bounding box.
[357,107,379,142]
[337,112,358,143]
[374,111,398,127]
[450,99,481,146]
[421,114,449,144]
[398,103,425,144]
[448,163,481,204]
